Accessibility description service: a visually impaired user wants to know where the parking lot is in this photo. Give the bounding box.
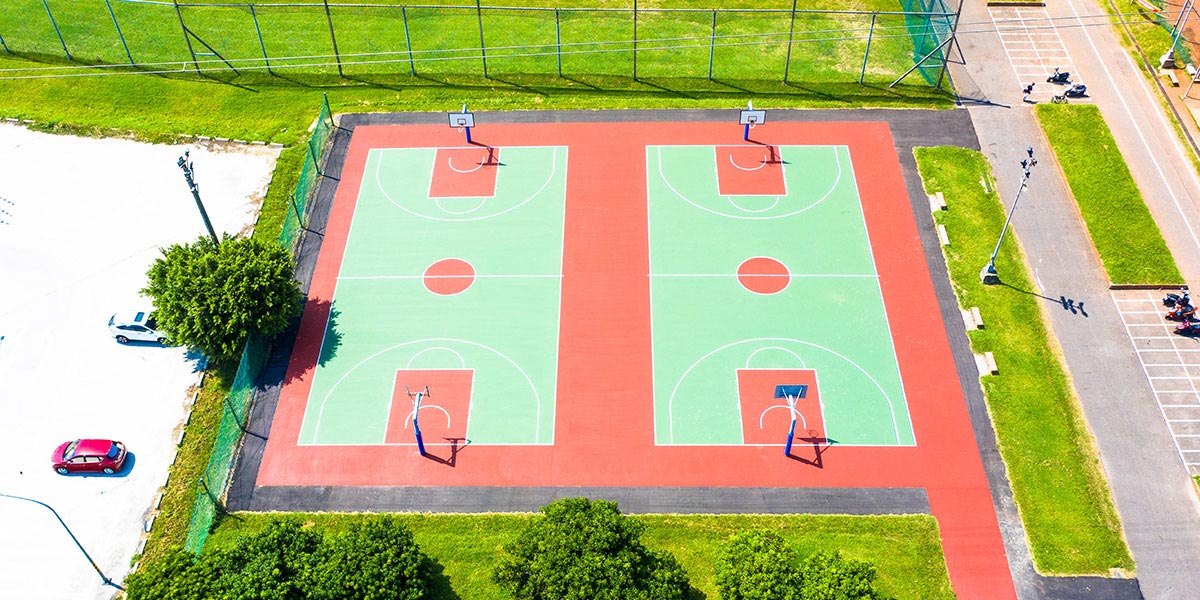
[989,5,1090,104]
[0,124,276,598]
[1113,290,1200,476]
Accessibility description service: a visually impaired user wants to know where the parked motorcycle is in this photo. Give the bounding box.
[1063,83,1088,98]
[1164,289,1190,308]
[1176,318,1200,335]
[1047,68,1071,84]
[1167,300,1197,321]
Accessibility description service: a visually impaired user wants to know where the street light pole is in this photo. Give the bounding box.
[177,150,220,246]
[0,492,124,590]
[981,147,1038,284]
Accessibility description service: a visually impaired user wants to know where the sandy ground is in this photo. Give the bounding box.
[0,124,278,599]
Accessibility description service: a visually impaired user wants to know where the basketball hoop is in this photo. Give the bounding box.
[738,102,766,142]
[447,108,477,144]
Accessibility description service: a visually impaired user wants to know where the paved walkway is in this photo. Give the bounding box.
[951,0,1200,597]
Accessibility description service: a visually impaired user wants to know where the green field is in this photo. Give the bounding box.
[0,1,954,145]
[205,512,955,599]
[1036,104,1183,286]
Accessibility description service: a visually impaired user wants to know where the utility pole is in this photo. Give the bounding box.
[177,150,220,246]
[981,147,1038,284]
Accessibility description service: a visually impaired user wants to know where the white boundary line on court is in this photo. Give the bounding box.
[646,144,910,448]
[842,144,916,447]
[305,338,544,446]
[648,273,876,278]
[300,145,568,446]
[376,145,562,223]
[665,337,906,446]
[338,274,562,281]
[653,144,842,221]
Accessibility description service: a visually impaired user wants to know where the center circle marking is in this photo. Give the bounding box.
[737,257,790,295]
[424,258,476,295]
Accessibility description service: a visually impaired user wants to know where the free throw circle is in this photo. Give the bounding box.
[424,258,476,295]
[737,257,790,294]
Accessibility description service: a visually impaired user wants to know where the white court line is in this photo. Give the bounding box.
[338,274,561,280]
[1168,419,1200,422]
[649,273,876,278]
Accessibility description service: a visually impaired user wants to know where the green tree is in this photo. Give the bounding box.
[209,518,321,600]
[493,498,690,600]
[714,529,803,600]
[142,234,302,361]
[123,547,214,600]
[304,515,433,600]
[798,550,886,600]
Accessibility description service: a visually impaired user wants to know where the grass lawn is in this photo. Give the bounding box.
[138,361,236,565]
[915,146,1134,575]
[0,0,953,143]
[206,512,954,599]
[1036,104,1183,286]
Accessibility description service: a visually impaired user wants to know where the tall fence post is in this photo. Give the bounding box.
[555,8,562,77]
[323,0,344,77]
[104,0,135,66]
[41,0,72,61]
[0,33,9,54]
[859,13,876,84]
[632,0,638,80]
[401,6,415,75]
[173,0,200,71]
[476,0,489,78]
[249,5,272,75]
[708,10,716,81]
[783,0,797,83]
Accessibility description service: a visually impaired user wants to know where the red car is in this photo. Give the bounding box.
[51,439,127,475]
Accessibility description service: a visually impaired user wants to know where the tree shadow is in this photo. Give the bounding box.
[279,297,337,386]
[426,555,464,600]
[318,301,342,367]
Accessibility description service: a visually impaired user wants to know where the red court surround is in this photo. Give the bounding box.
[258,121,1017,600]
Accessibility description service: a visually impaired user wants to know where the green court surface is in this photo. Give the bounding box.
[648,145,915,446]
[298,146,567,445]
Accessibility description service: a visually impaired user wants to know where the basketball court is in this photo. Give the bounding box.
[252,111,1015,599]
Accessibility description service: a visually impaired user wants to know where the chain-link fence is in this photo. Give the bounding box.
[184,94,335,553]
[3,1,958,87]
[184,332,268,553]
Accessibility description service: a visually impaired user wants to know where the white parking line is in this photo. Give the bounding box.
[1114,290,1200,475]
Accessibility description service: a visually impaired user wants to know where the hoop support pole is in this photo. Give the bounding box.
[785,417,796,456]
[743,122,750,141]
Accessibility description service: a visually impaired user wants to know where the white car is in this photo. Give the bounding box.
[108,311,168,344]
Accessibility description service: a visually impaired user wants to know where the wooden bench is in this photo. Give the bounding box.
[1164,70,1180,86]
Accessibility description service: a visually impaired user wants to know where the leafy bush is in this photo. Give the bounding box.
[126,518,433,600]
[305,515,433,600]
[714,529,803,600]
[123,547,214,600]
[714,529,888,600]
[493,498,690,600]
[798,550,886,600]
[142,234,302,362]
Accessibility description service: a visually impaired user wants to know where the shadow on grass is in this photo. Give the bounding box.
[3,52,953,108]
[426,556,464,600]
